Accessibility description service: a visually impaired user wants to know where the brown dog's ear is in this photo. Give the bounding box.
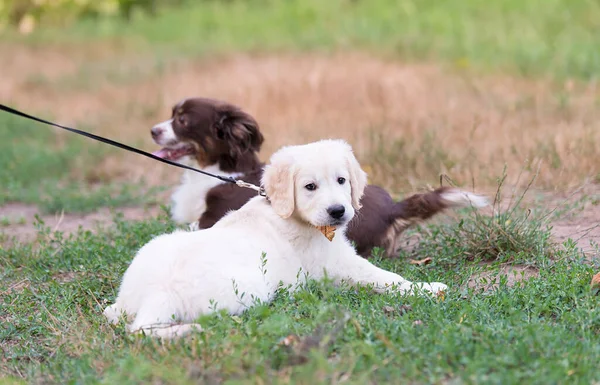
[344,145,368,211]
[261,153,295,218]
[215,105,264,157]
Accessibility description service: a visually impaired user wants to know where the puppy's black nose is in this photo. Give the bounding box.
[327,204,345,219]
[151,127,163,139]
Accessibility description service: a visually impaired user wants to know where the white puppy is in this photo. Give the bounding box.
[104,140,447,338]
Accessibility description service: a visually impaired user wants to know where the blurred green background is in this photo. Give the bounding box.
[2,0,600,78]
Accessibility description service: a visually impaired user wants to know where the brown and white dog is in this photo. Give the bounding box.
[151,98,488,257]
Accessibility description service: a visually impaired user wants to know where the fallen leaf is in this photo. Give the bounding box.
[409,257,433,266]
[591,272,600,295]
[436,290,446,301]
[316,225,336,241]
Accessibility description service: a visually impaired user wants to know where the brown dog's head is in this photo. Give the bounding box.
[151,98,264,171]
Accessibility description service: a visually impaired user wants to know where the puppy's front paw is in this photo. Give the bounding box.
[407,282,447,296]
[426,282,448,295]
[188,221,200,232]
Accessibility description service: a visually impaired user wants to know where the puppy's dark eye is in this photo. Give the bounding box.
[337,177,346,185]
[305,183,317,191]
[178,115,186,126]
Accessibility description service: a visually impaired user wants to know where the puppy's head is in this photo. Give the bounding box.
[262,140,367,228]
[151,98,264,168]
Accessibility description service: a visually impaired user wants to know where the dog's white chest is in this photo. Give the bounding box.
[170,164,240,224]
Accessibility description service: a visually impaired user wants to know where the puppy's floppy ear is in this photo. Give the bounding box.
[215,105,264,157]
[262,153,296,218]
[344,145,368,211]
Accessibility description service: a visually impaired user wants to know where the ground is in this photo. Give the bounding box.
[1,1,600,384]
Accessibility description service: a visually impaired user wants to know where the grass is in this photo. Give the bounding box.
[1,0,600,382]
[415,171,557,266]
[0,113,159,214]
[0,207,599,384]
[11,0,600,81]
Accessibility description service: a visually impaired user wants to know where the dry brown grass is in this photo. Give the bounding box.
[1,44,598,194]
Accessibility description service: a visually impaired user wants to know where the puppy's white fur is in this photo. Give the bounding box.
[104,140,447,339]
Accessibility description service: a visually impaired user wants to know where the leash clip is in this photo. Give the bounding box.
[235,180,268,200]
[259,187,269,202]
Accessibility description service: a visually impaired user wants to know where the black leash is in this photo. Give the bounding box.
[0,104,265,195]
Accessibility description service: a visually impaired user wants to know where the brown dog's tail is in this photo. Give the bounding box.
[392,187,488,223]
[383,187,488,256]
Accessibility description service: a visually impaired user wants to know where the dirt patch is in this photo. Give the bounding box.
[528,184,600,258]
[554,221,600,254]
[0,202,162,247]
[467,264,540,291]
[551,207,600,257]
